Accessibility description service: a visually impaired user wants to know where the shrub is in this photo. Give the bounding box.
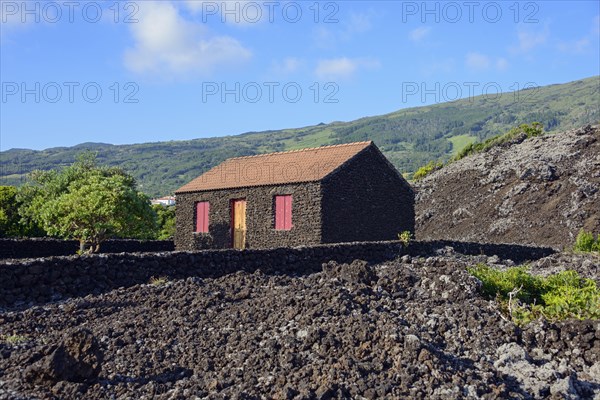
[453,122,544,162]
[149,276,169,286]
[468,264,600,325]
[412,161,443,181]
[398,231,412,247]
[573,229,600,252]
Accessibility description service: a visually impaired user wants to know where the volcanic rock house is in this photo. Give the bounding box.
[175,141,414,250]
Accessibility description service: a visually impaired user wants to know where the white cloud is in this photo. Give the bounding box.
[124,1,251,76]
[315,57,380,80]
[496,57,509,71]
[465,53,509,71]
[346,12,372,35]
[271,57,303,75]
[421,58,456,76]
[409,27,431,42]
[557,38,590,53]
[510,26,549,54]
[465,52,491,70]
[557,16,598,54]
[183,1,266,25]
[312,10,375,48]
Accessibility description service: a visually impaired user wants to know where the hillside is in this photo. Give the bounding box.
[1,76,598,197]
[415,124,600,249]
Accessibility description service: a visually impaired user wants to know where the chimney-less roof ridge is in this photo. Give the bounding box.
[175,140,375,193]
[229,141,373,161]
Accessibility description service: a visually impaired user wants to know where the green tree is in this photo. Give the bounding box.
[18,153,156,253]
[0,186,44,237]
[152,204,175,240]
[0,186,21,237]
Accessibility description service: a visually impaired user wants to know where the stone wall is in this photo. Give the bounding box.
[0,240,555,309]
[0,239,174,259]
[322,146,415,243]
[175,182,322,250]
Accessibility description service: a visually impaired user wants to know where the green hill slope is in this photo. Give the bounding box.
[1,76,598,197]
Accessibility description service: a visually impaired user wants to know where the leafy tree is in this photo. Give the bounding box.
[152,204,175,240]
[0,186,44,237]
[18,153,156,253]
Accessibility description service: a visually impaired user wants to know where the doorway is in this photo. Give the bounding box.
[231,199,246,249]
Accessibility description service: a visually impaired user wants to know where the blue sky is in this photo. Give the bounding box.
[1,0,599,150]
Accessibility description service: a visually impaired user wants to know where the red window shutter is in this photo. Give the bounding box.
[275,195,292,231]
[284,195,292,230]
[202,202,209,233]
[195,202,209,233]
[275,196,285,230]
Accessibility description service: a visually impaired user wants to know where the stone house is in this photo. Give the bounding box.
[174,141,414,250]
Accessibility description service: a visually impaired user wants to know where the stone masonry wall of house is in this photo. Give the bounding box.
[175,182,322,250]
[0,240,555,309]
[321,146,415,243]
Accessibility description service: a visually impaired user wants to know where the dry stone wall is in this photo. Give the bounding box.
[0,240,554,309]
[0,239,174,259]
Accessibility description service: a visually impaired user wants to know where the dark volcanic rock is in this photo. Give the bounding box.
[416,124,600,249]
[23,329,102,385]
[0,254,598,399]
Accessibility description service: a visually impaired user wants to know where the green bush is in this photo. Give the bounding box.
[398,231,412,247]
[468,264,600,325]
[453,122,544,162]
[573,229,600,252]
[412,161,443,181]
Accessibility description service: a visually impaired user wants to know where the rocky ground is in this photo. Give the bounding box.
[416,125,600,250]
[1,251,599,399]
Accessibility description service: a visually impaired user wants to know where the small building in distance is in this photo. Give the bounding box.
[151,196,176,206]
[174,141,414,250]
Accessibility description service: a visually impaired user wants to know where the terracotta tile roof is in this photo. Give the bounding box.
[175,141,373,193]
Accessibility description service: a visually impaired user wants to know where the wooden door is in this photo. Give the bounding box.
[231,199,246,249]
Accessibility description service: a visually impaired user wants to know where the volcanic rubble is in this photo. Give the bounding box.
[0,251,599,399]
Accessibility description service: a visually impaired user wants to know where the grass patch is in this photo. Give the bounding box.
[468,264,600,325]
[448,134,477,156]
[1,334,28,344]
[283,129,333,150]
[149,276,169,286]
[573,229,600,252]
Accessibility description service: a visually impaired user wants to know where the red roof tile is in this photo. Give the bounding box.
[175,141,373,193]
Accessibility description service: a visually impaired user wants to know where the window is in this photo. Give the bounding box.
[275,195,292,230]
[195,202,209,233]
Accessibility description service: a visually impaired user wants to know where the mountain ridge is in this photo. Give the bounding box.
[1,76,598,197]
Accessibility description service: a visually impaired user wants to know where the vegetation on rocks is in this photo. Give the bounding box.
[397,230,413,247]
[573,229,600,252]
[412,161,444,181]
[468,264,600,325]
[411,122,544,180]
[453,122,544,161]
